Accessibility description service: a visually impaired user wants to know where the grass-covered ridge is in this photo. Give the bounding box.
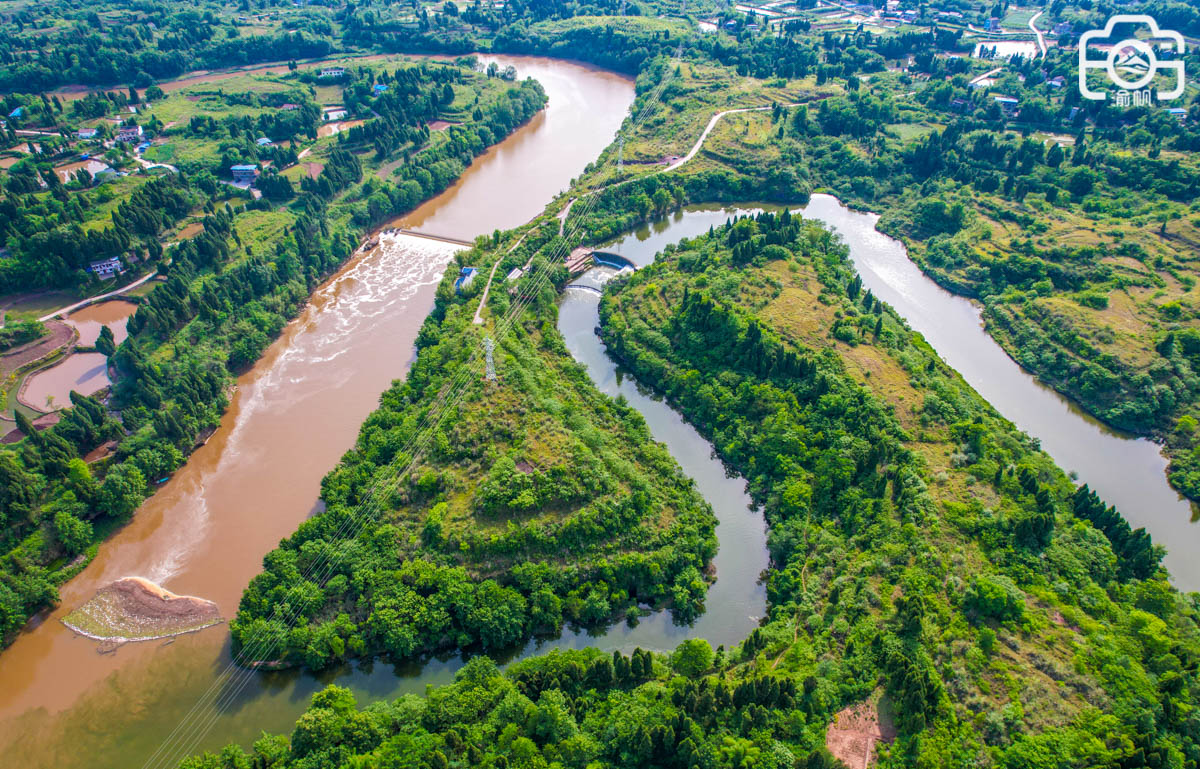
[230,231,717,670]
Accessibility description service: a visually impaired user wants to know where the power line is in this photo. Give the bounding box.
[139,44,687,769]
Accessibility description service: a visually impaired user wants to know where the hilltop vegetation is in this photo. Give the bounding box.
[536,23,1200,499]
[184,208,1200,769]
[230,226,717,669]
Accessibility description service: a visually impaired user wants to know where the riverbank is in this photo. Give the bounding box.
[0,56,635,769]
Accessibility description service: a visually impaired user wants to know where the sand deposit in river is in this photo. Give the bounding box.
[62,577,222,643]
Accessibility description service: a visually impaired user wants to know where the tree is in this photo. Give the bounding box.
[1067,167,1095,198]
[96,325,116,357]
[1046,142,1064,168]
[96,463,145,518]
[963,575,1026,624]
[671,638,715,678]
[54,508,93,556]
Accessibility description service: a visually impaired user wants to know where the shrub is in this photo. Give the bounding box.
[964,574,1026,624]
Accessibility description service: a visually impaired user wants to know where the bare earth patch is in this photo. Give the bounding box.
[826,695,896,769]
[62,576,222,643]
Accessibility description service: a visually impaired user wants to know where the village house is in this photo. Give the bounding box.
[1047,76,1066,89]
[116,124,143,142]
[255,137,274,147]
[1053,21,1071,35]
[993,95,1019,117]
[88,256,123,279]
[1165,107,1188,124]
[985,17,1001,32]
[279,103,299,111]
[77,127,98,139]
[373,83,388,94]
[319,67,345,78]
[454,267,478,293]
[230,164,259,184]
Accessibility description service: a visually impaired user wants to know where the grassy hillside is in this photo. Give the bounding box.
[230,229,717,669]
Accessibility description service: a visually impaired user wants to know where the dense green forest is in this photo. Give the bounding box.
[337,0,1200,502]
[0,1,336,92]
[0,62,547,646]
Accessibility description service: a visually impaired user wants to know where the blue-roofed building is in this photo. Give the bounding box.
[1165,107,1188,123]
[454,267,478,293]
[373,83,388,94]
[993,95,1019,116]
[8,107,22,119]
[230,164,259,184]
[256,137,274,146]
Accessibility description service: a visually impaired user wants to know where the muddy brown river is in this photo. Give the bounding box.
[0,56,633,769]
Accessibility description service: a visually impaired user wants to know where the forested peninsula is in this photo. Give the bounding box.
[0,1,1197,768]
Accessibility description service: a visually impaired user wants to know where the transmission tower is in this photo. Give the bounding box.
[484,337,497,382]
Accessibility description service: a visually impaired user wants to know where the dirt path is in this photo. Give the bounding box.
[474,231,531,325]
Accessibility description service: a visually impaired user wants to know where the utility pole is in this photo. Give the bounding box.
[484,337,497,382]
[617,137,624,172]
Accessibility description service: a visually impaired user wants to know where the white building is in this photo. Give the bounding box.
[116,125,143,143]
[88,257,123,279]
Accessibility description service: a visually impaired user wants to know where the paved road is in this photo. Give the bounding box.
[1029,10,1047,58]
[135,155,179,173]
[969,66,1004,86]
[663,106,781,173]
[38,271,158,322]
